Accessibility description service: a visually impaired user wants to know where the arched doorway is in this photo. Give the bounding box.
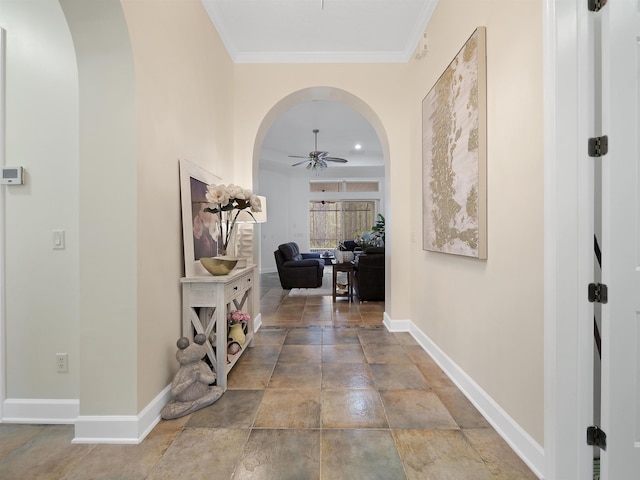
[252,86,390,309]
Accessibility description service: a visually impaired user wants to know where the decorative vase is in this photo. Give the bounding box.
[199,257,238,276]
[228,323,246,346]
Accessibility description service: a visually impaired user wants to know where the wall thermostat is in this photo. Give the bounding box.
[1,167,23,185]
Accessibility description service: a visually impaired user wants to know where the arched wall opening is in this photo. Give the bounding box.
[251,86,391,307]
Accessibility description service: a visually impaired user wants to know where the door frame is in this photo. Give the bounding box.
[544,0,595,478]
[0,27,6,421]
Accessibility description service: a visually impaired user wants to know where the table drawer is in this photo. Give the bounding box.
[225,271,254,298]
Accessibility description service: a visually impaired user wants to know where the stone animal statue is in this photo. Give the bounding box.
[161,334,224,419]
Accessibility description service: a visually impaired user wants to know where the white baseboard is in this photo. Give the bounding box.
[253,312,263,332]
[2,398,79,424]
[73,384,171,444]
[385,317,544,479]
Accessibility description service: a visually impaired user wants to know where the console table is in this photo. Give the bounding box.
[180,265,256,389]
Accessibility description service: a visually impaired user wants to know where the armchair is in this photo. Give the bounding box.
[274,242,325,289]
[353,247,385,301]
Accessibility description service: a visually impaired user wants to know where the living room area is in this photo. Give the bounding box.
[257,97,387,315]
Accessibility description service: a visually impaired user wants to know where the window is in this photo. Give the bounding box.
[345,181,379,192]
[310,181,341,192]
[309,200,376,249]
[309,181,380,193]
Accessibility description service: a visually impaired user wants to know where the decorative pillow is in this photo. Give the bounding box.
[334,249,354,264]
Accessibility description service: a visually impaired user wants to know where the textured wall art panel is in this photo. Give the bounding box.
[422,27,487,259]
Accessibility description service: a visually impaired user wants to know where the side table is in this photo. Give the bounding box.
[332,262,354,302]
[180,265,256,389]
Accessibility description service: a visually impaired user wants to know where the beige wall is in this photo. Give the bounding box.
[121,0,234,412]
[408,0,544,443]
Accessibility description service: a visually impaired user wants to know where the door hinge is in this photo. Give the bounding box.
[587,425,607,450]
[588,0,607,12]
[588,283,608,304]
[588,135,609,157]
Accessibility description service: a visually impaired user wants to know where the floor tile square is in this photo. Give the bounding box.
[463,428,540,480]
[284,328,323,345]
[237,344,281,364]
[321,429,405,480]
[0,425,92,479]
[268,362,322,389]
[186,390,263,428]
[393,429,492,480]
[321,390,388,428]
[435,387,491,429]
[252,329,287,345]
[278,344,322,363]
[322,328,361,345]
[147,428,248,480]
[253,389,321,428]
[233,429,320,479]
[362,343,413,364]
[358,329,400,345]
[322,345,366,363]
[415,360,457,389]
[370,363,430,390]
[226,362,274,390]
[380,390,459,429]
[322,363,376,390]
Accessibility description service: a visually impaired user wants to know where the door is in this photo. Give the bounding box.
[600,0,640,477]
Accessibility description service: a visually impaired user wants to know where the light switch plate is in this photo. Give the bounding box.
[53,230,65,250]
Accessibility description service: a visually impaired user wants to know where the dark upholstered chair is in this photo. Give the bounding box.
[274,242,325,289]
[354,247,385,301]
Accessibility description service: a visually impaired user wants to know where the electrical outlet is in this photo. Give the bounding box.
[56,353,68,373]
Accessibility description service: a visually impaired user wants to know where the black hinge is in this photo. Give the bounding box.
[587,425,607,450]
[588,283,608,304]
[588,135,609,157]
[588,0,608,12]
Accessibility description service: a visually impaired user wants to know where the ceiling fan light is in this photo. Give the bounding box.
[290,128,348,173]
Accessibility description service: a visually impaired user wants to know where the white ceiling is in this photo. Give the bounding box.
[259,100,384,173]
[201,0,437,174]
[201,0,438,64]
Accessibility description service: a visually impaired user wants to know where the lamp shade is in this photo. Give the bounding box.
[235,195,267,223]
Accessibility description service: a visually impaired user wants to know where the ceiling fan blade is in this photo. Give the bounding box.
[292,159,311,167]
[324,157,348,163]
[316,151,330,158]
[289,155,310,159]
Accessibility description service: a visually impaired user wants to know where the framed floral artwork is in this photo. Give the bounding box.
[179,159,222,277]
[422,27,487,259]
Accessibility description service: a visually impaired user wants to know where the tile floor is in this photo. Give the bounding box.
[0,272,538,479]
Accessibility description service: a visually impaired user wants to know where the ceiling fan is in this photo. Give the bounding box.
[290,129,348,172]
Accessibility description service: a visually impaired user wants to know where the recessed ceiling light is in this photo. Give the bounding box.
[354,144,362,150]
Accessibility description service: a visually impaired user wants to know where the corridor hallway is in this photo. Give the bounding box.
[0,273,537,479]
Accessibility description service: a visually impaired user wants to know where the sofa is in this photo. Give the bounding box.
[339,240,360,252]
[353,247,385,301]
[274,242,325,289]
